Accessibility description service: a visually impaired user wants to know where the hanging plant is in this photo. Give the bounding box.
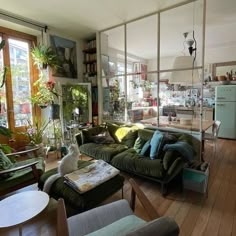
[31,70,59,108]
[31,43,59,69]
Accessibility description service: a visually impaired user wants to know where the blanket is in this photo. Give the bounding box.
[64,160,120,194]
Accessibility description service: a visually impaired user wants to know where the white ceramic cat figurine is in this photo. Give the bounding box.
[43,144,80,193]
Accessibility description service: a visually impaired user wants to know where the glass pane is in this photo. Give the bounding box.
[0,37,8,127]
[102,75,125,122]
[9,38,33,127]
[160,1,203,70]
[127,15,158,72]
[101,26,125,78]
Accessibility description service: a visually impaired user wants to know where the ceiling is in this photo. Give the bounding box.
[0,0,236,59]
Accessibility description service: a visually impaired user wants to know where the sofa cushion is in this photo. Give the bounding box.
[120,129,138,148]
[82,126,107,143]
[133,137,146,154]
[107,123,138,147]
[111,149,165,179]
[91,131,115,144]
[140,140,151,156]
[0,150,13,170]
[150,130,164,160]
[79,143,128,162]
[86,215,146,236]
[163,141,194,162]
[163,150,179,170]
[137,129,155,142]
[0,157,45,191]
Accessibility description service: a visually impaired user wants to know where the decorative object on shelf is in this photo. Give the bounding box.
[31,43,59,70]
[50,35,77,78]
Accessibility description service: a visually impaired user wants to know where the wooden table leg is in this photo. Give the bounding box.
[19,224,22,236]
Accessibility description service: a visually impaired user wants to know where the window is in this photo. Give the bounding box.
[0,27,38,149]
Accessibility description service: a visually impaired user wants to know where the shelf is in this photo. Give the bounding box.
[83,48,96,54]
[83,60,96,64]
[84,72,97,76]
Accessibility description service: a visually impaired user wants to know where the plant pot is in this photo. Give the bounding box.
[38,104,48,109]
[50,103,60,120]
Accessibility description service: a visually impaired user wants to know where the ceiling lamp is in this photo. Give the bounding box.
[169,56,200,85]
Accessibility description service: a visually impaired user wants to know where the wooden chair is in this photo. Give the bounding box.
[203,120,221,156]
[57,178,179,236]
[0,147,45,197]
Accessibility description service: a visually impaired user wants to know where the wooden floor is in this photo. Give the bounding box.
[0,139,236,236]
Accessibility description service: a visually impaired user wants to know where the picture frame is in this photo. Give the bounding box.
[50,35,77,78]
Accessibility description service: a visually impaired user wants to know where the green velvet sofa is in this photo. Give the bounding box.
[76,123,200,195]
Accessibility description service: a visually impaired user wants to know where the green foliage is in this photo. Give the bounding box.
[21,119,49,145]
[0,40,8,88]
[31,44,59,69]
[31,70,58,106]
[0,126,12,153]
[62,84,90,122]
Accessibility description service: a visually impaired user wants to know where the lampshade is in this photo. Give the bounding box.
[169,56,200,85]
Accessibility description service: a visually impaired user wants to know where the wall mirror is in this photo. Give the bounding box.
[212,61,236,79]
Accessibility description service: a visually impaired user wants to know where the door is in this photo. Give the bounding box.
[0,27,39,149]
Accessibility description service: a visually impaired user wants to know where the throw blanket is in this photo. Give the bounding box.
[64,160,120,194]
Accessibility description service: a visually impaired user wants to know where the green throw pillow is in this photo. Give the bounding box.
[0,149,13,171]
[133,137,146,154]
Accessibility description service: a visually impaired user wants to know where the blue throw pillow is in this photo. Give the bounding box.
[150,130,164,160]
[140,140,151,156]
[163,141,194,162]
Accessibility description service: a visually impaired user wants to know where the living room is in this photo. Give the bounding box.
[0,0,236,235]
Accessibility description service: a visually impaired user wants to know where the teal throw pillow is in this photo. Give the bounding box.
[140,140,151,156]
[0,149,13,170]
[133,137,146,154]
[150,130,164,160]
[163,141,194,162]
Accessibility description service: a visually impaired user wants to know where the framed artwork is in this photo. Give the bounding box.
[50,35,77,78]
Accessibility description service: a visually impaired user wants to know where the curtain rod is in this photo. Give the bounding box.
[0,10,48,32]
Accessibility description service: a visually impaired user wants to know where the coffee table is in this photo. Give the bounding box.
[0,191,49,235]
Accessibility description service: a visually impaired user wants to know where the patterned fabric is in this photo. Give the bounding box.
[0,149,13,171]
[65,160,120,194]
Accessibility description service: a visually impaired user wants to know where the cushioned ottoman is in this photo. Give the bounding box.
[38,160,124,216]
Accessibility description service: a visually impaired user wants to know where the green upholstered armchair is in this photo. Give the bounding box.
[0,147,45,197]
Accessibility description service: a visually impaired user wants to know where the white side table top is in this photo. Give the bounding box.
[0,191,49,228]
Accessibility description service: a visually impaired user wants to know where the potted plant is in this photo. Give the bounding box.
[31,44,59,70]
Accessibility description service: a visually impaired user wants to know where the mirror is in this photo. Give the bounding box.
[212,61,236,80]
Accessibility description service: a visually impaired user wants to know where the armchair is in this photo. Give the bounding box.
[0,147,45,197]
[57,178,179,236]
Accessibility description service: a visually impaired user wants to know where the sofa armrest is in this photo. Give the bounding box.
[167,158,183,177]
[126,216,179,236]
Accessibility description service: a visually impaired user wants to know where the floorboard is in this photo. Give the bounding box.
[0,138,235,236]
